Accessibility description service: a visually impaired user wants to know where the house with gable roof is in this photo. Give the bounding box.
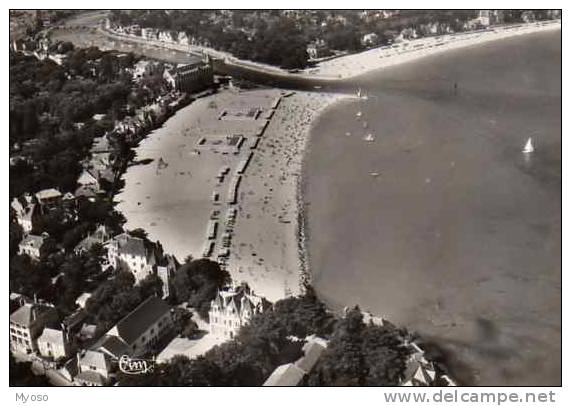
[37,327,72,360]
[18,232,51,260]
[106,296,173,357]
[35,188,62,207]
[75,350,111,386]
[107,233,164,284]
[208,284,270,339]
[9,303,58,354]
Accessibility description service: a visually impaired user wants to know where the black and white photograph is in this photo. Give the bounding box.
[5,3,564,402]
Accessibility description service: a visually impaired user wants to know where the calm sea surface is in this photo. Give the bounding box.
[304,31,561,385]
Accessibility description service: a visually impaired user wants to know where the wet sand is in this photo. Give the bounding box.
[304,30,561,385]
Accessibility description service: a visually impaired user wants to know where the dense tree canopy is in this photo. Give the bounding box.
[172,258,230,317]
[9,48,136,196]
[85,271,163,333]
[307,307,410,386]
[118,292,412,387]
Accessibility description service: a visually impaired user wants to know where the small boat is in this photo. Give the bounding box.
[364,133,375,142]
[370,172,380,177]
[345,132,352,137]
[356,111,362,118]
[523,137,534,154]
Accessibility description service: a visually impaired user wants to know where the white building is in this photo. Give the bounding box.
[75,350,111,386]
[361,32,379,47]
[35,188,62,207]
[156,254,178,299]
[11,195,39,233]
[10,303,58,355]
[18,232,50,260]
[107,296,173,357]
[208,285,269,339]
[107,233,162,284]
[37,327,71,360]
[163,60,214,93]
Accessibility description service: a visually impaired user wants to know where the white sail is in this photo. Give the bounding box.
[356,111,362,118]
[523,137,534,154]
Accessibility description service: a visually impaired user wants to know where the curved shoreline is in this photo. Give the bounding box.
[296,97,355,293]
[98,19,560,83]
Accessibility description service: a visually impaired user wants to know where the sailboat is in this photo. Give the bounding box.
[364,133,375,142]
[357,88,362,98]
[356,111,362,118]
[522,137,534,154]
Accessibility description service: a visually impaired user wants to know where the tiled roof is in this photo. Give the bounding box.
[38,328,66,346]
[76,370,106,385]
[110,297,171,346]
[119,237,147,258]
[10,303,53,327]
[78,350,108,370]
[94,335,131,359]
[20,233,47,249]
[35,188,62,201]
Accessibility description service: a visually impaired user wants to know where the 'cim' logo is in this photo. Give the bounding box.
[119,355,155,375]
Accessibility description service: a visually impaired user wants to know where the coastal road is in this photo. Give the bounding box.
[50,11,356,94]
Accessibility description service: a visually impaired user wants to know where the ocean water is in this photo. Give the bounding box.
[304,31,561,385]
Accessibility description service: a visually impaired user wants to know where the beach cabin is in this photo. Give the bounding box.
[212,191,220,204]
[236,152,254,175]
[202,241,215,258]
[227,176,241,204]
[206,220,218,240]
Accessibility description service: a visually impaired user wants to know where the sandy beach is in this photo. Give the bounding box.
[226,91,348,300]
[305,20,561,79]
[198,20,562,82]
[115,87,347,302]
[87,15,560,84]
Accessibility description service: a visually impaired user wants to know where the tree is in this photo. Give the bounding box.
[270,287,335,337]
[9,353,51,387]
[307,307,410,386]
[172,259,230,317]
[118,355,226,386]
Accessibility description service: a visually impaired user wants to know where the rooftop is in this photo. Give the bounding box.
[35,188,62,201]
[10,303,55,327]
[38,328,66,345]
[263,363,305,386]
[109,296,171,345]
[78,349,108,370]
[93,335,131,360]
[20,233,48,249]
